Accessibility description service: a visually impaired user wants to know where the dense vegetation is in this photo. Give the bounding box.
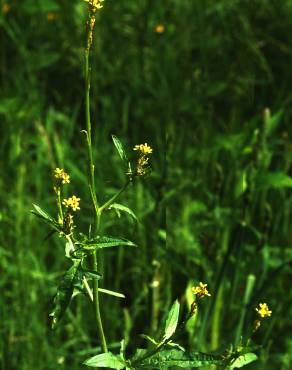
[1,0,292,369]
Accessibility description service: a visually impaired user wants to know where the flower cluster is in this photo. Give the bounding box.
[133,143,153,176]
[54,168,70,185]
[253,302,272,333]
[84,0,104,12]
[255,303,272,318]
[62,196,81,212]
[134,143,153,155]
[192,282,211,299]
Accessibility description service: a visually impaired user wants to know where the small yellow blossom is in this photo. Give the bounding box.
[192,282,211,298]
[84,0,104,12]
[255,303,272,318]
[2,3,10,14]
[62,196,81,211]
[47,12,57,22]
[133,143,153,155]
[155,24,165,34]
[54,168,70,184]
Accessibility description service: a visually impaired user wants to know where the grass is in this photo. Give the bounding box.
[1,0,292,369]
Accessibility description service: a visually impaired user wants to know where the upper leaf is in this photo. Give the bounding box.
[163,300,180,341]
[83,352,125,369]
[109,203,138,222]
[77,236,137,251]
[31,204,60,230]
[112,135,128,163]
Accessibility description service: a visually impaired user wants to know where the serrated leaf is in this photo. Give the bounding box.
[109,203,138,222]
[139,350,223,369]
[112,135,128,163]
[98,288,125,298]
[228,353,258,369]
[50,260,82,329]
[83,352,125,369]
[163,300,180,341]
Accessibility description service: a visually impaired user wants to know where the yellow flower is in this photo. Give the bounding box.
[255,303,272,318]
[192,282,211,298]
[84,0,104,11]
[54,168,70,184]
[155,24,165,34]
[62,196,81,211]
[133,143,153,155]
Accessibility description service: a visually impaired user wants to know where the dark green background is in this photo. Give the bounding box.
[1,0,292,369]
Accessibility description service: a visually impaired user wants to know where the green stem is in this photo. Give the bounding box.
[98,180,130,213]
[57,188,63,221]
[84,37,107,353]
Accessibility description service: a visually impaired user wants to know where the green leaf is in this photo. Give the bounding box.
[98,288,125,299]
[228,353,258,369]
[65,238,75,259]
[83,352,125,369]
[163,300,180,341]
[83,269,102,280]
[140,334,158,345]
[50,261,82,329]
[139,350,223,369]
[256,172,292,189]
[109,203,138,222]
[79,236,137,251]
[235,170,247,198]
[112,135,128,163]
[265,109,283,136]
[31,204,59,230]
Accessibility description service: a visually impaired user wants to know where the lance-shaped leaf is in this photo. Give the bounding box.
[80,236,137,250]
[163,300,180,341]
[139,349,223,369]
[50,260,82,329]
[112,135,128,163]
[31,204,60,230]
[109,203,138,222]
[228,353,258,369]
[83,352,125,369]
[98,288,125,298]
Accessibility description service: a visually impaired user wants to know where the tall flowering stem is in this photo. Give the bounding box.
[84,0,107,353]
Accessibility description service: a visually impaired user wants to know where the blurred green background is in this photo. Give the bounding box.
[1,0,292,369]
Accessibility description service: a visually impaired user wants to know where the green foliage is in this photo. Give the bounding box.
[2,0,292,369]
[138,349,223,369]
[163,300,180,341]
[50,260,82,329]
[83,352,125,368]
[227,353,258,369]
